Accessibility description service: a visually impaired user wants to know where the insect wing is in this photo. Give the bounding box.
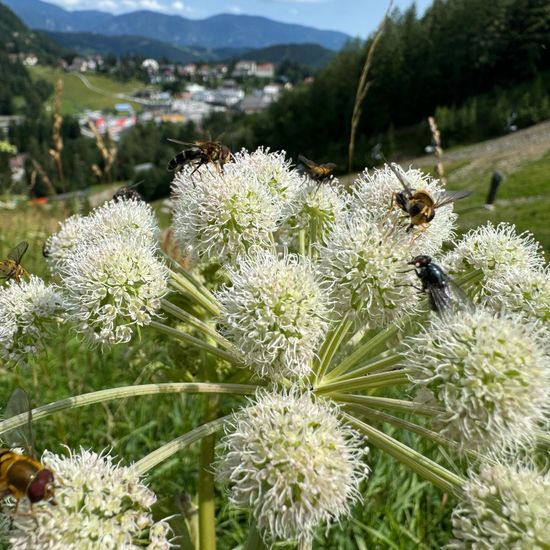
[298,154,318,170]
[434,190,472,209]
[3,388,35,457]
[387,163,414,197]
[0,261,15,279]
[7,241,28,264]
[167,138,202,147]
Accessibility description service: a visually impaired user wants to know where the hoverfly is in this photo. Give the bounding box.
[0,241,29,284]
[0,389,55,511]
[298,154,337,182]
[167,139,232,174]
[112,180,144,202]
[388,163,471,232]
[408,255,472,317]
[371,144,470,232]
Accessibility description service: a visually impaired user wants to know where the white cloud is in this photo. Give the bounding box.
[139,0,164,9]
[98,0,117,10]
[172,0,195,12]
[229,5,243,13]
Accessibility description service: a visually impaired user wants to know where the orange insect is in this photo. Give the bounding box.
[0,241,29,284]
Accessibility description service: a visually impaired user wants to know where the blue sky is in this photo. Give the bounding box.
[44,0,433,37]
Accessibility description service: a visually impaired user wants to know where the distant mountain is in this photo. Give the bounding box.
[0,3,63,62]
[45,31,334,68]
[45,31,218,64]
[233,43,334,69]
[2,0,349,51]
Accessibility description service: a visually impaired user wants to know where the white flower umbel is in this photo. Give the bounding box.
[319,214,418,328]
[171,162,282,262]
[352,165,457,254]
[483,265,550,324]
[217,250,331,380]
[43,213,90,270]
[0,276,65,366]
[446,462,550,549]
[87,199,160,247]
[282,179,347,248]
[7,448,172,550]
[60,235,168,346]
[406,310,550,453]
[45,200,160,272]
[443,222,545,300]
[216,390,368,544]
[232,147,304,204]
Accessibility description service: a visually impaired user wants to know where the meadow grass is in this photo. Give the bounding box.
[28,66,147,115]
[0,142,548,548]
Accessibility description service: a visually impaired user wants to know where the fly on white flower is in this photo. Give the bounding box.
[5,448,173,550]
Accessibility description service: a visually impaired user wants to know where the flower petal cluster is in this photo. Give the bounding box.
[7,448,172,550]
[352,165,457,254]
[406,310,550,453]
[45,200,160,272]
[443,222,545,300]
[59,235,168,346]
[318,214,418,327]
[482,265,550,324]
[232,147,304,204]
[0,276,65,365]
[43,213,89,270]
[217,250,331,379]
[282,179,347,249]
[171,162,282,262]
[216,390,368,544]
[446,462,550,549]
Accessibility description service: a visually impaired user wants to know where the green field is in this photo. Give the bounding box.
[28,65,149,115]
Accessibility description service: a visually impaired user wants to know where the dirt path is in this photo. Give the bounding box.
[409,119,550,182]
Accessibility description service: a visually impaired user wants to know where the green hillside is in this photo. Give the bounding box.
[28,65,148,115]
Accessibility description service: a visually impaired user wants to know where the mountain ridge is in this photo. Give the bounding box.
[1,0,349,51]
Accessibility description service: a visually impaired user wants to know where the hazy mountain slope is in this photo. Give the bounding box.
[2,0,349,50]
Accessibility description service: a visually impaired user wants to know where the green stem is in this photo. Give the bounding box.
[333,394,440,416]
[313,314,354,383]
[0,383,256,436]
[169,272,220,316]
[315,369,412,395]
[198,362,219,550]
[325,324,400,381]
[161,299,235,352]
[244,523,267,550]
[298,228,306,257]
[327,353,402,384]
[150,321,242,364]
[454,268,483,288]
[134,416,228,475]
[342,412,465,493]
[161,250,215,301]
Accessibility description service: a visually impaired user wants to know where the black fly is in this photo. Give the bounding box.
[408,255,472,316]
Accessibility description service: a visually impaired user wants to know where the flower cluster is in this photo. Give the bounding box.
[43,198,167,345]
[319,214,418,327]
[0,276,64,365]
[7,448,172,550]
[59,235,168,345]
[406,310,550,453]
[447,462,550,549]
[45,200,159,271]
[171,162,282,262]
[217,250,331,379]
[443,222,545,301]
[216,390,368,544]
